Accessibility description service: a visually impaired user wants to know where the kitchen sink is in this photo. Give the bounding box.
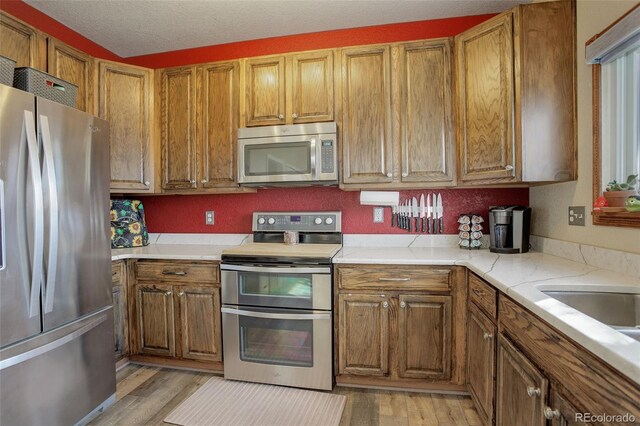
[542,291,640,342]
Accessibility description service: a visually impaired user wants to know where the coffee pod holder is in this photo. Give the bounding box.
[458,214,484,249]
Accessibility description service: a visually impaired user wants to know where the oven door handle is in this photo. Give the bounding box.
[221,307,331,321]
[221,264,331,274]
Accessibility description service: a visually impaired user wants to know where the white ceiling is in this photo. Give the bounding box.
[24,0,530,58]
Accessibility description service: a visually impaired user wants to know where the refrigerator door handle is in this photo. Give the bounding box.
[23,111,44,318]
[0,179,5,272]
[39,115,59,314]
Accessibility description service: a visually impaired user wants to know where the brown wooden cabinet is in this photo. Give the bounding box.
[340,45,393,184]
[338,293,389,376]
[98,60,155,193]
[335,265,465,389]
[112,260,128,360]
[160,66,197,190]
[243,51,334,127]
[396,39,454,185]
[548,389,582,426]
[0,12,46,70]
[47,38,94,113]
[130,260,222,370]
[456,1,576,184]
[467,301,497,426]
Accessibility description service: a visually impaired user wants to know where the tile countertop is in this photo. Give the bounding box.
[334,246,640,386]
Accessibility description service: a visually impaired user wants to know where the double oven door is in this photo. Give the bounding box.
[220,263,333,390]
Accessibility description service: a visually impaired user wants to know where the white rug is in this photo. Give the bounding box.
[164,377,346,426]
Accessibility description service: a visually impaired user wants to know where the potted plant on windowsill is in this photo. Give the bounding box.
[604,174,638,207]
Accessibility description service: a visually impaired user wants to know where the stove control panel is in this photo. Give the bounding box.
[253,211,342,232]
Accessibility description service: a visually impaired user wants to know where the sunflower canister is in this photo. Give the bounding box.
[110,199,150,248]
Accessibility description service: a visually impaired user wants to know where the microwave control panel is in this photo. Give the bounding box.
[253,211,342,232]
[320,140,335,174]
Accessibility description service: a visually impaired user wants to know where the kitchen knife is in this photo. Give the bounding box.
[411,197,420,232]
[406,201,411,232]
[437,193,444,234]
[391,204,397,228]
[431,193,437,234]
[419,194,426,233]
[399,201,405,230]
[426,194,432,234]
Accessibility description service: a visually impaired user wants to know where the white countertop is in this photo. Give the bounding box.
[110,234,640,386]
[335,246,640,386]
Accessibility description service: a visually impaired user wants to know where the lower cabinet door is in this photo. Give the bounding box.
[338,293,390,376]
[397,294,451,380]
[496,334,548,426]
[467,302,496,425]
[549,389,582,426]
[177,286,222,362]
[135,284,175,357]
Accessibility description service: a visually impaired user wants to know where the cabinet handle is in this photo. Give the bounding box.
[400,301,406,309]
[483,332,493,340]
[144,181,150,187]
[401,172,408,177]
[165,291,172,296]
[190,179,196,184]
[386,172,392,178]
[544,407,560,420]
[378,277,411,282]
[278,114,284,120]
[382,301,389,308]
[472,288,485,296]
[505,165,514,171]
[292,113,298,119]
[527,386,541,397]
[162,271,187,276]
[201,179,208,184]
[178,291,185,297]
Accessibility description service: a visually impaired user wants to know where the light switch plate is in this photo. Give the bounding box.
[568,206,585,226]
[205,211,215,225]
[373,207,384,223]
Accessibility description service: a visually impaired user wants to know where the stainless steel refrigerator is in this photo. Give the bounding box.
[0,84,115,425]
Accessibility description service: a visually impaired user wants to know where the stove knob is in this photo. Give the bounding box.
[314,217,323,225]
[257,217,266,225]
[325,217,334,225]
[267,217,276,225]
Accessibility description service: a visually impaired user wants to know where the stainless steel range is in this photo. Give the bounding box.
[221,211,342,391]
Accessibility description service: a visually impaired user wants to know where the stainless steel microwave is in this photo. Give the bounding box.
[237,122,338,186]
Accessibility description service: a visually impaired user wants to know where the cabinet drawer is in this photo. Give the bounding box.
[135,260,219,284]
[112,261,123,285]
[337,265,451,292]
[469,273,497,318]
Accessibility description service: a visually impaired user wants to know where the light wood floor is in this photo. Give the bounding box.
[89,364,481,426]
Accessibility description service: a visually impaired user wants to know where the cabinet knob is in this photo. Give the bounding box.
[165,291,172,296]
[544,407,560,420]
[178,291,185,297]
[400,301,406,309]
[190,179,196,184]
[386,172,392,178]
[278,114,284,120]
[401,172,408,177]
[505,165,514,171]
[144,181,150,186]
[483,332,493,340]
[382,301,389,308]
[526,386,541,397]
[292,113,298,119]
[201,179,208,184]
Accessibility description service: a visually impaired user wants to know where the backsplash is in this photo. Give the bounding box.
[140,187,528,234]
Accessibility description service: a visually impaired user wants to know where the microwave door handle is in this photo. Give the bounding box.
[310,137,318,180]
[221,264,331,274]
[221,307,331,321]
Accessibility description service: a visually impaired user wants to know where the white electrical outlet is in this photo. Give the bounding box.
[373,207,384,223]
[205,211,215,225]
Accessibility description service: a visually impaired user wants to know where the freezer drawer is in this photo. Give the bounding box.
[0,307,116,426]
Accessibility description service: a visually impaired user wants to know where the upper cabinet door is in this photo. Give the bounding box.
[0,12,46,70]
[397,39,454,184]
[456,13,516,183]
[47,38,94,113]
[98,61,153,192]
[198,61,239,189]
[290,50,334,124]
[340,45,393,184]
[161,66,198,190]
[244,56,286,126]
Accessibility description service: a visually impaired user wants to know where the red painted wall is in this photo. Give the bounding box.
[124,15,495,69]
[140,188,529,234]
[0,0,121,61]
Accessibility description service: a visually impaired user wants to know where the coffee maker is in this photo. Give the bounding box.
[489,206,531,254]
